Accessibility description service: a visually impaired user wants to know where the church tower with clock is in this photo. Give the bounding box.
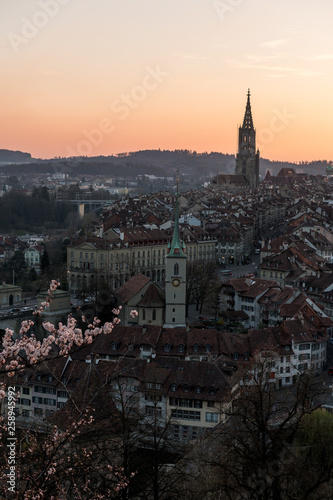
[164,174,187,328]
[235,89,260,189]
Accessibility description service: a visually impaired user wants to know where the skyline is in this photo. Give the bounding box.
[1,0,333,162]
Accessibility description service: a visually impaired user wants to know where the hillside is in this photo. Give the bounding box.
[0,149,32,163]
[0,149,330,178]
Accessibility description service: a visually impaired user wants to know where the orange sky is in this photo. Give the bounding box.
[1,0,333,163]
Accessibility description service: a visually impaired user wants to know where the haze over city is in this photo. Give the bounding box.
[1,0,333,162]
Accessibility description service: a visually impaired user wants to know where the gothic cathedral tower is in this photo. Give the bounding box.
[235,89,260,189]
[164,173,187,328]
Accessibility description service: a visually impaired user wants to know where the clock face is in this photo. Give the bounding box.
[172,278,181,287]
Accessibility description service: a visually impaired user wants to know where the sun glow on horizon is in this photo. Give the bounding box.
[1,0,333,164]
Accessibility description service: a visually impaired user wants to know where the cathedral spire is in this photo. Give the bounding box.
[242,88,254,129]
[167,168,186,259]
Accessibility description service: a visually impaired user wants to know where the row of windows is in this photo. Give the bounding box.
[32,397,56,406]
[34,386,56,394]
[171,409,218,423]
[169,398,203,408]
[171,409,201,421]
[163,343,212,353]
[170,384,217,395]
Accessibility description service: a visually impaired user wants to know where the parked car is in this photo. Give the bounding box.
[221,270,232,276]
[8,308,20,314]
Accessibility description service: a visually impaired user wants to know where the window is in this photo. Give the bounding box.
[170,384,177,392]
[33,396,43,404]
[174,263,179,275]
[179,399,192,407]
[206,412,218,423]
[164,344,171,353]
[183,384,190,393]
[34,408,43,416]
[193,344,199,353]
[299,344,310,351]
[152,309,156,321]
[142,309,146,320]
[207,401,215,407]
[111,342,117,351]
[156,383,162,390]
[209,387,217,395]
[22,388,30,395]
[22,409,30,418]
[19,398,31,406]
[178,344,185,353]
[57,391,68,399]
[195,386,202,394]
[233,352,239,361]
[205,344,212,353]
[145,406,162,417]
[43,398,56,406]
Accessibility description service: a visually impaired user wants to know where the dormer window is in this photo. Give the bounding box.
[48,375,53,383]
[244,353,249,361]
[209,386,217,395]
[193,344,199,353]
[178,344,185,353]
[183,384,190,393]
[205,344,212,353]
[164,344,171,353]
[233,352,239,361]
[36,374,41,381]
[195,386,202,394]
[170,384,177,392]
[111,342,117,351]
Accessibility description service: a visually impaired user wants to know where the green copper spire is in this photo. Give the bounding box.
[167,168,186,259]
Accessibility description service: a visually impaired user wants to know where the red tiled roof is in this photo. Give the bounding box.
[113,273,150,303]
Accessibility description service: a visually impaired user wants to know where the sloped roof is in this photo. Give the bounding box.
[113,273,150,304]
[137,283,165,307]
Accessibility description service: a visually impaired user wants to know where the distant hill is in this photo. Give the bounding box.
[0,149,32,163]
[0,148,330,178]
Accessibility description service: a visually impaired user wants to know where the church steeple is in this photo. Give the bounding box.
[164,168,187,328]
[235,89,260,189]
[242,89,254,129]
[167,170,186,259]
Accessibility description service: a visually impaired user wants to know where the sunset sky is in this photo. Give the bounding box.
[1,0,333,162]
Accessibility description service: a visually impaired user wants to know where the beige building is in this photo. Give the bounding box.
[0,283,22,307]
[67,226,216,294]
